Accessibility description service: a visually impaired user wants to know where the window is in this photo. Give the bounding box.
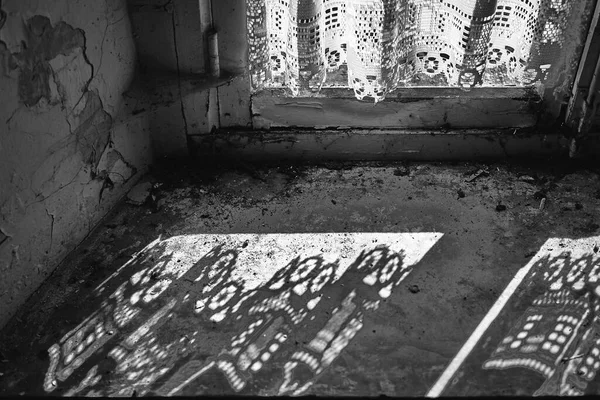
[246,0,595,130]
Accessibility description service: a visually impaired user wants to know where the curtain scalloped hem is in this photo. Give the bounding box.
[247,0,593,103]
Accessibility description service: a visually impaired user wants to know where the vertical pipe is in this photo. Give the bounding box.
[208,29,220,77]
[199,0,220,133]
[199,0,219,76]
[199,0,213,32]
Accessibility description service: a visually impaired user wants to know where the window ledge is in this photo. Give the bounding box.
[253,86,542,101]
[251,88,543,130]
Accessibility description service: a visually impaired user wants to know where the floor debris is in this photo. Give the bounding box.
[465,168,489,182]
[126,181,153,205]
[1,160,599,397]
[408,285,420,294]
[518,175,536,183]
[533,190,547,200]
[393,165,410,177]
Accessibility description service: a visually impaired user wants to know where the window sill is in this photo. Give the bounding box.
[253,86,542,101]
[251,87,543,130]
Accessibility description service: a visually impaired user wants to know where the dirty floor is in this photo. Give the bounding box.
[0,159,599,397]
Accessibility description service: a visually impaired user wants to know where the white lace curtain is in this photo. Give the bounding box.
[247,0,592,102]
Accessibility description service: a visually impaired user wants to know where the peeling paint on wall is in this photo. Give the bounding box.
[0,0,152,329]
[12,16,86,107]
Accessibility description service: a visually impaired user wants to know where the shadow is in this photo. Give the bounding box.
[42,240,245,396]
[524,0,590,85]
[431,236,600,397]
[482,251,600,396]
[151,246,407,396]
[272,246,409,396]
[458,0,497,87]
[29,232,439,396]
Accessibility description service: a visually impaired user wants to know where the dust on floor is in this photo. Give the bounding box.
[0,159,599,396]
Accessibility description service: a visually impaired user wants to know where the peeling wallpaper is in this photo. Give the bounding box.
[0,0,153,328]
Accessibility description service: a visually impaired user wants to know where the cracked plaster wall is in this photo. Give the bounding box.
[0,0,153,328]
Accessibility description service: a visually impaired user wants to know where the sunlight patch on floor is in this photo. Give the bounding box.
[429,235,600,397]
[96,233,443,296]
[44,232,442,396]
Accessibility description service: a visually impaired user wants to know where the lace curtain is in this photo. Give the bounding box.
[247,0,593,102]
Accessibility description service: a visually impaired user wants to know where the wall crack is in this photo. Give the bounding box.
[0,0,151,330]
[92,2,128,87]
[26,165,84,210]
[45,208,55,252]
[169,0,189,137]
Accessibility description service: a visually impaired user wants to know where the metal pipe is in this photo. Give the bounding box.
[207,29,220,77]
[198,0,212,34]
[199,0,219,76]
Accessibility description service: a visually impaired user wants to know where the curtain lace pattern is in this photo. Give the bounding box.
[247,0,593,102]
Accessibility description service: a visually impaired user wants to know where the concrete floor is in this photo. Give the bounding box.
[0,159,599,396]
